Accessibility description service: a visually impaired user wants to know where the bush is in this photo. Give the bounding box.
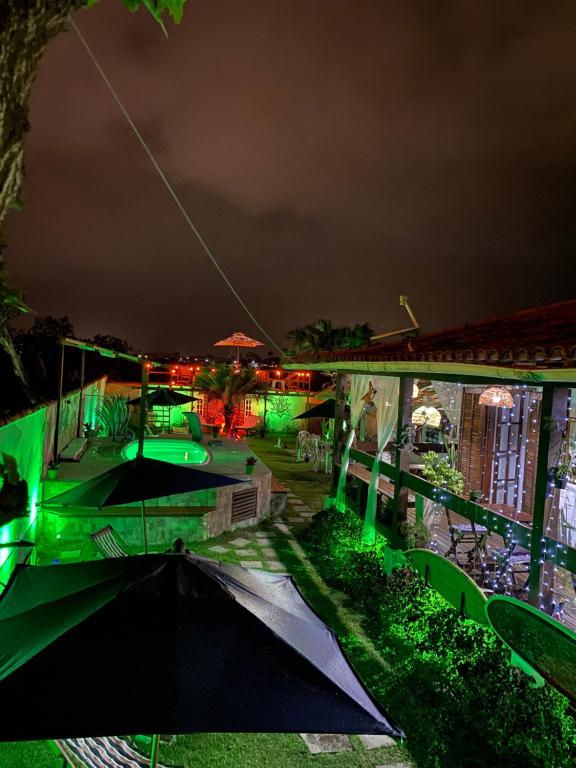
[300,508,576,768]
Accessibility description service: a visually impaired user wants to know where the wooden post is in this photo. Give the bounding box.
[330,373,347,497]
[528,386,569,605]
[52,341,65,463]
[392,376,414,533]
[76,348,85,438]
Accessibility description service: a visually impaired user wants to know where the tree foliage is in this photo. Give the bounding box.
[195,364,266,433]
[285,319,373,354]
[86,0,187,27]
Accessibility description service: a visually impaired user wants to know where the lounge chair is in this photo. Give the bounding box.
[90,525,129,558]
[55,736,167,768]
[184,412,204,443]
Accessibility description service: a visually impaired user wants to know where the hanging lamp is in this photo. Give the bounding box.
[412,405,442,428]
[479,386,514,408]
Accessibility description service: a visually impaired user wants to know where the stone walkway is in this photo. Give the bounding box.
[206,485,316,573]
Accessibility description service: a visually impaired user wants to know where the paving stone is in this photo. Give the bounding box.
[266,561,285,571]
[299,512,315,518]
[261,548,277,558]
[359,734,397,750]
[236,548,257,556]
[375,764,412,768]
[239,560,263,569]
[300,734,353,755]
[208,545,229,554]
[255,532,271,539]
[274,523,290,533]
[254,537,272,545]
[229,537,252,547]
[287,516,306,523]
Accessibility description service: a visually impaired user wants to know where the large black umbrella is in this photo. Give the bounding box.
[44,456,243,552]
[294,398,336,420]
[129,389,198,407]
[0,554,403,745]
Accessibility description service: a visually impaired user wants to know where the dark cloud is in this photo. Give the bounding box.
[5,0,576,353]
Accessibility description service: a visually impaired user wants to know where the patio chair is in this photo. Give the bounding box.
[443,509,488,569]
[55,736,167,768]
[185,412,204,443]
[90,525,129,559]
[489,543,530,591]
[296,431,310,462]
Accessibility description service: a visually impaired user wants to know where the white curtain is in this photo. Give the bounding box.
[335,374,372,510]
[432,381,463,432]
[363,377,399,543]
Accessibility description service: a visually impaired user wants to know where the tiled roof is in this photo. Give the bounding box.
[293,299,576,368]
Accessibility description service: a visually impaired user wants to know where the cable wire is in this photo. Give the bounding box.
[71,19,288,358]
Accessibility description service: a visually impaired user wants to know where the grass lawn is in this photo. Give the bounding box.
[0,435,414,768]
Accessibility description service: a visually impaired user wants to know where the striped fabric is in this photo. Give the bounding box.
[56,736,167,768]
[90,526,129,559]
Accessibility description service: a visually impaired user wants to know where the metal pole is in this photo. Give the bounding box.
[149,734,159,768]
[137,364,149,458]
[53,341,66,463]
[76,349,85,437]
[141,500,149,555]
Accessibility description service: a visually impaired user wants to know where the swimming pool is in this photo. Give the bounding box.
[122,438,210,466]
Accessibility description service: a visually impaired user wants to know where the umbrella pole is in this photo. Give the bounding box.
[138,363,149,457]
[141,500,149,554]
[149,734,159,768]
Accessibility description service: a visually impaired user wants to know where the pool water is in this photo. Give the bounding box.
[122,438,209,465]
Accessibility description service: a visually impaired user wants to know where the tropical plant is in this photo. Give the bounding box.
[194,365,266,436]
[285,319,373,354]
[398,519,430,549]
[94,395,129,441]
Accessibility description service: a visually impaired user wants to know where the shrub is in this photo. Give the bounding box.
[300,508,576,768]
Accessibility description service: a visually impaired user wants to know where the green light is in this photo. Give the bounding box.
[122,438,209,465]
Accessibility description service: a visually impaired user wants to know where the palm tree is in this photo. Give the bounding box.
[286,319,373,354]
[194,365,266,436]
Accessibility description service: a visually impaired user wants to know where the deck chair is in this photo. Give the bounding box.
[185,412,204,443]
[55,736,167,768]
[90,525,129,559]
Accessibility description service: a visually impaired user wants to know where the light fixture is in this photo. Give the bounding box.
[479,386,514,408]
[412,405,442,428]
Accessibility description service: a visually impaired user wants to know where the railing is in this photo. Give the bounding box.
[345,447,576,576]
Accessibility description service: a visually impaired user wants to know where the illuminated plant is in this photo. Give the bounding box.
[94,395,129,441]
[421,452,465,495]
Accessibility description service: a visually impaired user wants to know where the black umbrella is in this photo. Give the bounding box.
[129,389,198,407]
[294,398,336,420]
[0,554,403,750]
[44,456,243,552]
[129,389,198,434]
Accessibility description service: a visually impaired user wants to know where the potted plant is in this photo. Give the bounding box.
[469,489,483,503]
[421,452,465,496]
[46,461,61,481]
[245,456,257,475]
[399,519,430,549]
[551,463,572,490]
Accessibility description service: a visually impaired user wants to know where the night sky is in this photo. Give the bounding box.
[6,0,576,354]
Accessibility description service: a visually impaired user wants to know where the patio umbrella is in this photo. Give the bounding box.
[44,456,243,553]
[129,389,198,434]
[0,554,403,745]
[214,331,264,364]
[294,399,336,420]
